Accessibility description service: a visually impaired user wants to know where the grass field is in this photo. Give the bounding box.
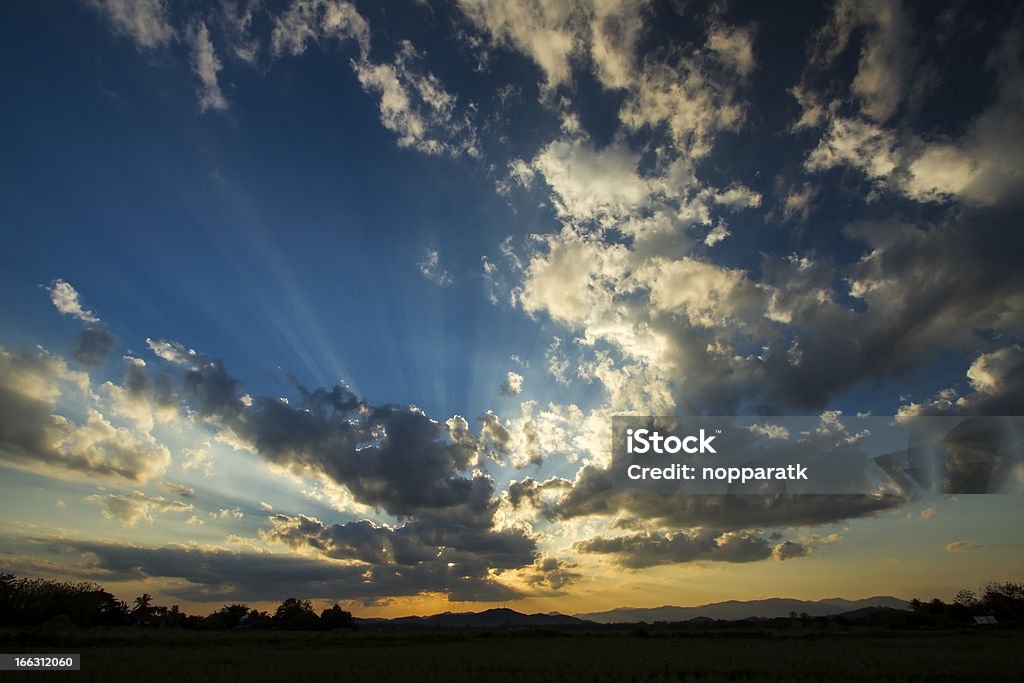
[4,627,1023,681]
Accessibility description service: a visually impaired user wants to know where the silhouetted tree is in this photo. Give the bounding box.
[319,603,355,630]
[274,598,319,630]
[200,603,252,630]
[0,574,127,627]
[981,581,1024,621]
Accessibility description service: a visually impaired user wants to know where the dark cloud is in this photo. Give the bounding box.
[901,345,1024,417]
[0,347,169,482]
[772,540,809,561]
[145,347,544,600]
[575,530,774,568]
[71,324,118,367]
[262,514,535,574]
[47,538,519,604]
[522,465,902,531]
[522,557,582,591]
[164,350,502,528]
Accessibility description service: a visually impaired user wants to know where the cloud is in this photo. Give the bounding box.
[87,490,193,526]
[455,0,579,92]
[575,530,775,568]
[146,338,197,366]
[946,540,984,553]
[101,356,178,431]
[182,444,214,477]
[810,0,914,122]
[898,346,1024,418]
[418,249,453,286]
[772,540,809,561]
[86,0,174,50]
[526,419,905,530]
[707,23,756,78]
[258,501,273,512]
[801,22,1024,207]
[52,537,520,603]
[271,0,370,58]
[353,42,480,157]
[70,325,118,368]
[262,513,535,575]
[501,371,523,396]
[522,556,581,591]
[47,279,117,367]
[160,482,195,498]
[188,22,229,112]
[47,280,99,324]
[0,346,169,483]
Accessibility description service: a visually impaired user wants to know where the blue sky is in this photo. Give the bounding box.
[1,0,1022,616]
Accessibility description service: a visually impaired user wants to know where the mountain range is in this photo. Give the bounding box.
[574,596,910,623]
[353,597,910,628]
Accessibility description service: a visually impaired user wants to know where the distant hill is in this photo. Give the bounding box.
[356,607,590,628]
[575,596,910,623]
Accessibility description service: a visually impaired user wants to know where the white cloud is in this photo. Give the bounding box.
[146,338,196,366]
[707,23,756,78]
[88,490,193,526]
[456,0,578,92]
[271,0,370,58]
[805,115,899,180]
[704,221,730,247]
[47,280,100,324]
[182,444,215,477]
[0,346,170,483]
[87,0,174,50]
[418,248,453,286]
[188,22,229,113]
[967,345,1024,395]
[353,42,480,157]
[501,371,524,395]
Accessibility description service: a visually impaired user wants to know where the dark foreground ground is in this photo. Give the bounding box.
[3,626,1023,681]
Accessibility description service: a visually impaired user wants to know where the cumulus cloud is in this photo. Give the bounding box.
[522,556,582,591]
[87,490,193,526]
[575,530,775,568]
[101,356,178,431]
[0,346,169,483]
[501,371,523,396]
[898,346,1024,418]
[505,415,903,531]
[772,540,809,561]
[262,513,534,580]
[801,17,1024,207]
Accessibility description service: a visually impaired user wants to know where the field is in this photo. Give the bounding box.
[3,627,1023,681]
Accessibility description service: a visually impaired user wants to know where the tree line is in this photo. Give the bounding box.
[0,574,354,630]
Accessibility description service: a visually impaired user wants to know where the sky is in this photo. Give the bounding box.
[0,0,1022,618]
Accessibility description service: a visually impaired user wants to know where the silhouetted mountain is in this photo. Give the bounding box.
[356,608,590,628]
[575,596,910,623]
